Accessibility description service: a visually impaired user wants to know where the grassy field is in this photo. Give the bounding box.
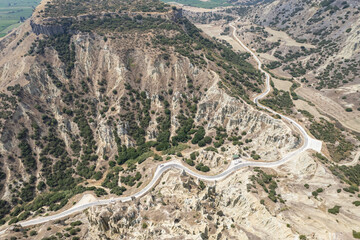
[0,0,41,38]
[163,0,231,9]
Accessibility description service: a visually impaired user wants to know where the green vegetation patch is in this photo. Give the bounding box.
[310,119,353,162]
[44,0,170,17]
[328,205,340,215]
[261,88,294,115]
[248,168,283,203]
[0,0,41,38]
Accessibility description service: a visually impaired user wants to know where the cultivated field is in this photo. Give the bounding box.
[0,0,40,38]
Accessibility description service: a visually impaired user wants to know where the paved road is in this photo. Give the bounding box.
[0,21,323,231]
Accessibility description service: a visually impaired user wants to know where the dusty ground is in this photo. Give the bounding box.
[272,78,292,92]
[296,87,360,132]
[196,23,248,52]
[264,27,315,49]
[293,99,330,121]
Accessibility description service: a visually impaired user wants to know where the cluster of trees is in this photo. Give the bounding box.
[44,0,170,18]
[120,172,142,187]
[310,119,353,162]
[172,114,195,145]
[35,35,76,78]
[155,104,172,151]
[72,15,178,35]
[261,88,294,115]
[266,61,282,70]
[102,167,127,196]
[195,163,210,172]
[0,200,11,224]
[250,169,282,203]
[17,128,37,173]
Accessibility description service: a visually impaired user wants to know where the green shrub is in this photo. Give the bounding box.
[328,205,340,215]
[185,159,195,166]
[353,230,360,239]
[71,221,82,227]
[196,163,210,172]
[192,127,205,144]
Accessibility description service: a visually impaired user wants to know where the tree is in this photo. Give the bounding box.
[192,127,205,144]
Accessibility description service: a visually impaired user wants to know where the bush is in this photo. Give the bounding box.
[154,154,163,161]
[69,228,77,235]
[20,184,35,202]
[37,181,46,191]
[0,200,11,220]
[191,127,205,144]
[198,140,206,147]
[185,159,195,166]
[203,136,212,144]
[328,205,341,215]
[71,221,82,227]
[196,163,210,172]
[353,230,360,239]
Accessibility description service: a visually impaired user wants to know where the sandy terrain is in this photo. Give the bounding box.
[73,194,98,207]
[196,23,249,53]
[297,87,360,132]
[258,52,278,61]
[272,78,292,91]
[265,27,315,49]
[270,67,293,79]
[294,99,330,121]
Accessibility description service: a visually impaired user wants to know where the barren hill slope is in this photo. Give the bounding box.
[0,0,301,232]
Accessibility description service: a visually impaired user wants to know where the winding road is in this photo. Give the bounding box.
[0,21,323,231]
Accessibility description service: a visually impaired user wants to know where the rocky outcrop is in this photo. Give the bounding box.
[30,8,183,36]
[30,20,66,36]
[196,82,299,161]
[83,170,295,240]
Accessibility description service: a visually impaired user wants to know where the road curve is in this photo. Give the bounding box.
[0,21,322,231]
[229,21,312,153]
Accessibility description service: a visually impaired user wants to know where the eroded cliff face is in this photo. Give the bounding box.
[60,152,357,240]
[3,149,360,240]
[84,169,295,240]
[79,150,359,240]
[196,81,300,162]
[0,0,301,232]
[0,23,297,200]
[30,8,183,36]
[30,20,67,36]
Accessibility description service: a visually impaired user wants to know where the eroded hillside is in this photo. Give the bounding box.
[0,0,304,233]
